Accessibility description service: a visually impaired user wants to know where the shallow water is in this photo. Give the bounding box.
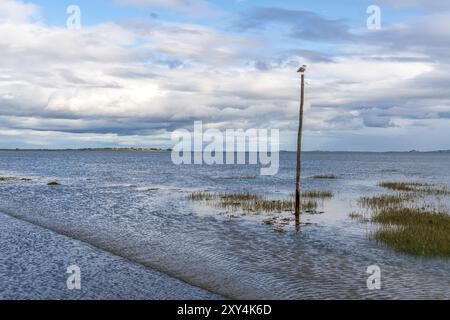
[0,211,222,300]
[0,151,449,299]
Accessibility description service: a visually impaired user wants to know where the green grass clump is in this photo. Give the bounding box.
[357,181,450,258]
[227,197,318,213]
[348,212,370,223]
[272,228,288,233]
[301,200,319,212]
[374,226,450,258]
[187,191,215,201]
[188,192,318,214]
[220,193,259,201]
[358,193,413,211]
[378,181,426,192]
[302,191,333,199]
[378,181,449,195]
[313,175,339,180]
[349,212,362,219]
[372,207,450,226]
[371,207,450,258]
[188,192,259,202]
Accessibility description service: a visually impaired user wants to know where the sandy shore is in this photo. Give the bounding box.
[0,211,222,300]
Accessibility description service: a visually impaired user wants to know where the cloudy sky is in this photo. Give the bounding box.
[0,0,449,151]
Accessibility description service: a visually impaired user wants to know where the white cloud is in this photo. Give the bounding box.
[0,0,39,23]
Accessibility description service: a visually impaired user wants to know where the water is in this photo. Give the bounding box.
[0,211,221,300]
[0,151,449,299]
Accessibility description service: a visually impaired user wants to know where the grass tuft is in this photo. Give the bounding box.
[312,175,339,180]
[371,207,450,258]
[187,191,214,201]
[378,181,427,191]
[349,212,364,220]
[272,228,288,233]
[188,192,319,213]
[372,207,450,226]
[358,193,413,211]
[378,181,449,195]
[301,190,333,199]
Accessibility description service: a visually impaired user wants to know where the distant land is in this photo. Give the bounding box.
[0,148,172,152]
[285,149,450,153]
[0,148,449,153]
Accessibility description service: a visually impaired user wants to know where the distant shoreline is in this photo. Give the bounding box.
[0,148,172,152]
[0,148,449,153]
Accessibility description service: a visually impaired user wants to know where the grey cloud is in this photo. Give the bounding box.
[363,114,395,128]
[0,114,193,136]
[438,112,450,118]
[364,14,450,62]
[236,7,352,41]
[110,0,220,16]
[327,113,362,130]
[255,61,271,71]
[282,50,335,63]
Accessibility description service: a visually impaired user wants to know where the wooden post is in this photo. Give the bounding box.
[295,66,306,226]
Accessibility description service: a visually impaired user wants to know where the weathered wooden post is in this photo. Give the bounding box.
[295,65,306,226]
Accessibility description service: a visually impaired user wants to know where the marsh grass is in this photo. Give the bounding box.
[371,207,450,258]
[374,225,450,258]
[355,181,450,257]
[221,197,318,213]
[312,175,339,180]
[348,212,369,222]
[349,212,363,219]
[372,207,450,226]
[187,191,215,201]
[187,192,318,214]
[378,181,427,191]
[301,191,334,199]
[378,181,450,196]
[220,193,259,201]
[358,193,414,211]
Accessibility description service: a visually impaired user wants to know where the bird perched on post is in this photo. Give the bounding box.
[297,65,307,73]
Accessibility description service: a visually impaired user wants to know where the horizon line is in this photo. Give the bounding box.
[0,148,449,153]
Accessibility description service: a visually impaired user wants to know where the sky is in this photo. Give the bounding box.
[0,0,450,151]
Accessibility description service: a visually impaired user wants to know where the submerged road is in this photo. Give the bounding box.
[0,211,222,300]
